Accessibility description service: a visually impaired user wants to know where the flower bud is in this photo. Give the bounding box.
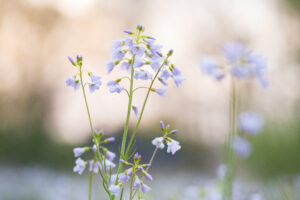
[167,49,173,57]
[160,120,165,130]
[124,30,134,35]
[76,55,82,66]
[68,56,76,66]
[170,129,178,134]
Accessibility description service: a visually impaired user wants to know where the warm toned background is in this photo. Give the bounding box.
[0,0,300,199]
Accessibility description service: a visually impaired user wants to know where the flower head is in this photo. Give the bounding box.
[66,76,80,90]
[89,160,101,174]
[133,176,141,188]
[200,57,224,80]
[109,184,121,195]
[238,111,264,135]
[106,61,115,74]
[232,136,252,158]
[152,137,165,149]
[167,139,181,155]
[154,88,167,96]
[105,150,116,161]
[73,147,86,157]
[107,80,124,93]
[141,183,151,193]
[132,105,140,117]
[73,158,86,175]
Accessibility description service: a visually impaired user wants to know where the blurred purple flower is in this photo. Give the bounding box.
[107,80,124,93]
[167,139,181,155]
[155,88,167,96]
[200,57,224,80]
[66,76,81,91]
[152,137,165,149]
[106,61,115,74]
[232,136,252,158]
[73,158,86,175]
[238,111,264,135]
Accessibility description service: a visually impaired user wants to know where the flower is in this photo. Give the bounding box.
[152,137,165,149]
[216,164,227,179]
[112,48,125,61]
[105,150,116,161]
[133,177,141,188]
[171,66,185,87]
[144,172,153,181]
[132,105,140,117]
[89,160,101,174]
[133,57,145,68]
[125,37,136,48]
[134,70,153,80]
[150,56,163,72]
[238,111,264,135]
[131,44,145,57]
[104,137,115,143]
[167,139,181,155]
[141,183,151,193]
[89,75,102,93]
[66,76,80,90]
[112,40,123,51]
[223,42,250,63]
[107,80,124,93]
[109,184,121,195]
[73,147,86,157]
[119,173,130,183]
[120,62,131,73]
[160,68,172,80]
[103,159,116,170]
[106,61,115,74]
[232,136,252,158]
[73,158,86,175]
[154,88,167,96]
[200,57,224,80]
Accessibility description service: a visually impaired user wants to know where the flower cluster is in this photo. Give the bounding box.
[105,25,185,96]
[66,55,102,93]
[200,42,269,87]
[109,153,152,196]
[232,111,264,158]
[152,120,181,155]
[73,129,116,175]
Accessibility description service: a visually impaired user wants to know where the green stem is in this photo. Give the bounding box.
[89,165,94,200]
[79,66,112,200]
[125,63,165,159]
[223,78,237,200]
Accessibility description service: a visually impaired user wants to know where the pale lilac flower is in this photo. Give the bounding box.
[134,71,153,80]
[155,88,167,96]
[119,173,130,183]
[223,42,250,63]
[89,83,100,93]
[133,176,141,188]
[132,105,140,117]
[89,160,101,174]
[134,152,141,160]
[160,68,172,80]
[90,75,102,84]
[238,111,264,135]
[131,44,145,57]
[150,56,163,72]
[92,144,97,152]
[158,77,168,86]
[144,37,156,45]
[232,136,252,158]
[167,139,181,155]
[106,61,115,74]
[200,57,224,80]
[250,54,269,87]
[103,159,116,170]
[110,174,117,183]
[105,150,116,161]
[107,80,124,93]
[120,62,131,73]
[73,158,86,175]
[126,168,133,176]
[171,66,185,87]
[112,40,123,51]
[144,172,153,181]
[73,147,86,157]
[66,76,80,90]
[133,57,144,68]
[94,128,104,135]
[125,37,135,48]
[152,137,165,149]
[124,30,133,35]
[112,48,125,61]
[141,183,151,193]
[109,184,121,195]
[216,164,227,179]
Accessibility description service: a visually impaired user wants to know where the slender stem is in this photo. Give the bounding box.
[129,167,136,200]
[223,77,237,200]
[89,163,95,200]
[125,62,165,159]
[79,66,112,200]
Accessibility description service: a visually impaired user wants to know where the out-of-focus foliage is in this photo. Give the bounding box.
[285,0,300,11]
[248,113,300,177]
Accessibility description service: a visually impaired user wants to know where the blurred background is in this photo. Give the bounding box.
[0,0,300,199]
